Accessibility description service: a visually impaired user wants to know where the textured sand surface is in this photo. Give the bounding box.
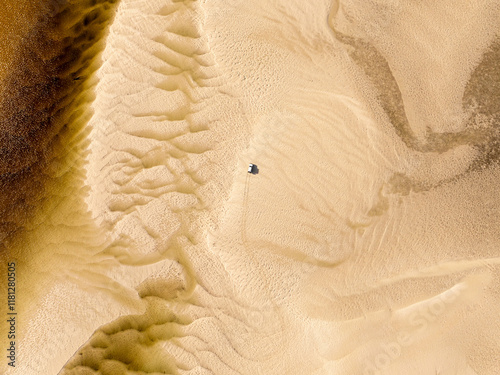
[1,0,500,374]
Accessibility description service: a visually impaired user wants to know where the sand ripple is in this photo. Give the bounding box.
[2,0,500,374]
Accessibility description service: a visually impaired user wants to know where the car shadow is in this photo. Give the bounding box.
[249,164,259,175]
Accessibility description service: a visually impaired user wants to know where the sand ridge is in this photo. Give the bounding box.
[1,0,500,374]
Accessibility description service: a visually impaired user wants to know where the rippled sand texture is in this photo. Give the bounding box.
[0,0,121,373]
[2,0,500,374]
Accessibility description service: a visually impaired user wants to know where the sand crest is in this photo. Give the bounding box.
[1,0,500,374]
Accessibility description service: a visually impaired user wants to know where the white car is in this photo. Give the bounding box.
[248,163,254,173]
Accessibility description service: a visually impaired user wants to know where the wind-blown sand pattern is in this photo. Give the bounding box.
[1,0,500,374]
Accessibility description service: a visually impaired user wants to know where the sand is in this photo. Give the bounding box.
[1,0,500,374]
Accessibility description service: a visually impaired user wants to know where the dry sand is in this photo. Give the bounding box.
[2,0,500,374]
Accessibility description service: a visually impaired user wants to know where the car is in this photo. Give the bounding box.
[248,163,254,173]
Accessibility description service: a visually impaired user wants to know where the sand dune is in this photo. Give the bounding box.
[1,0,500,374]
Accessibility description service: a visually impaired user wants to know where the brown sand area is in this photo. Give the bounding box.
[1,0,500,374]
